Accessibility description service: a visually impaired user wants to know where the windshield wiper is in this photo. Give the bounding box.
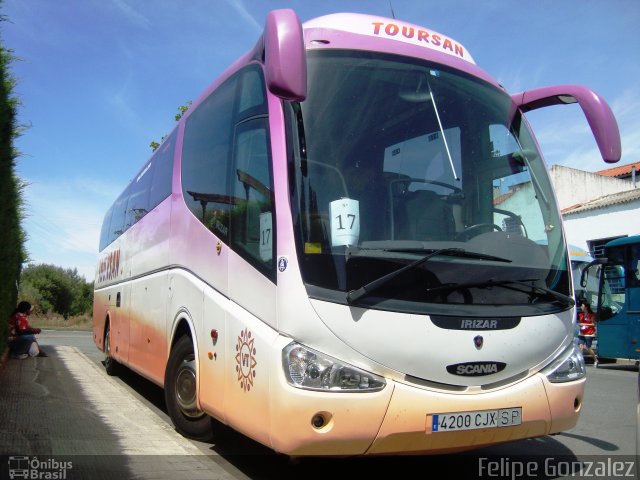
[346,248,511,304]
[426,278,575,307]
[386,248,511,262]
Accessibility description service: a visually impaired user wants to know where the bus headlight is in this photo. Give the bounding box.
[283,343,386,392]
[543,343,586,383]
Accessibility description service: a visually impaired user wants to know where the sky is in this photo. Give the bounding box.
[2,0,639,281]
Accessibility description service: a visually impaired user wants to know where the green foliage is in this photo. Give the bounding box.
[0,18,26,356]
[174,101,192,122]
[150,101,192,151]
[18,264,93,319]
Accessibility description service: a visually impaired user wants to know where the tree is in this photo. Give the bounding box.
[150,101,192,151]
[173,101,192,122]
[18,264,93,318]
[0,17,26,355]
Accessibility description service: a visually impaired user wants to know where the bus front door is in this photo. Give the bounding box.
[627,245,640,360]
[597,243,640,361]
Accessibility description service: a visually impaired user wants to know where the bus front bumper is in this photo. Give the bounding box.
[268,374,585,456]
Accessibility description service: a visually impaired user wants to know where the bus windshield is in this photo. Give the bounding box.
[289,50,570,315]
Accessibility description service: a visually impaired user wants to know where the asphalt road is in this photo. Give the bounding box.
[2,329,637,480]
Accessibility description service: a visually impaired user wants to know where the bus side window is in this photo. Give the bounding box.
[99,205,115,251]
[181,77,236,240]
[149,130,176,210]
[230,118,274,277]
[228,65,273,278]
[601,264,626,321]
[110,187,130,244]
[630,245,640,312]
[126,160,153,229]
[630,244,640,285]
[238,68,266,116]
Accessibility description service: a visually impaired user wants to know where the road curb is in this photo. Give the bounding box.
[0,346,8,373]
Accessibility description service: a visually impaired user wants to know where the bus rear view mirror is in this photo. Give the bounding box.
[512,85,621,164]
[264,9,307,101]
[580,257,609,288]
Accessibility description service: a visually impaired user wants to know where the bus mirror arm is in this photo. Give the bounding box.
[580,257,609,288]
[263,9,307,101]
[512,85,621,164]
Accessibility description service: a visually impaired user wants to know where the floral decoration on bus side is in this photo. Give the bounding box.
[235,328,257,392]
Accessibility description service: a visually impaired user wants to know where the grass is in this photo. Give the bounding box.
[30,312,92,331]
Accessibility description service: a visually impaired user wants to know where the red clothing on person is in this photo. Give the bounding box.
[8,311,38,339]
[578,312,596,336]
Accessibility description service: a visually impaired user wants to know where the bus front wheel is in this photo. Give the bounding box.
[164,335,213,441]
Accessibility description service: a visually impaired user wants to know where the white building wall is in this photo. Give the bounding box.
[549,165,632,210]
[562,199,640,253]
[495,182,547,242]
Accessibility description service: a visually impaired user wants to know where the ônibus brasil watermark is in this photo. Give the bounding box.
[478,457,636,479]
[8,456,73,480]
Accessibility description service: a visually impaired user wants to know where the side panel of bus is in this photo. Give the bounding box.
[94,131,178,382]
[168,62,279,440]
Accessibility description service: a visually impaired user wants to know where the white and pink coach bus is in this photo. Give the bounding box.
[93,10,621,455]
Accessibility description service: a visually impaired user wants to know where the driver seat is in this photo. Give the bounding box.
[394,189,455,241]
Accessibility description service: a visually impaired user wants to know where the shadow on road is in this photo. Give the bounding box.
[106,360,595,480]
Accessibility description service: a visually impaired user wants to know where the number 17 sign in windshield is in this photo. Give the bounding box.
[330,198,360,247]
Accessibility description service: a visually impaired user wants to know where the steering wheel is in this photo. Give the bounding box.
[443,287,473,304]
[456,223,502,240]
[425,180,462,194]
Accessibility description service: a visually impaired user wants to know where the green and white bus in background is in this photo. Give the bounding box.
[581,235,640,364]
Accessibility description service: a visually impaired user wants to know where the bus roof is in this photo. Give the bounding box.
[606,235,640,248]
[302,13,476,65]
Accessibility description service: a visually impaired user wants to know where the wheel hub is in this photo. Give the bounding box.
[175,359,204,418]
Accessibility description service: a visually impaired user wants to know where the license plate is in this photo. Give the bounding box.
[431,407,522,432]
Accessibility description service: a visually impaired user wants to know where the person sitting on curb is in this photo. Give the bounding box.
[8,301,47,359]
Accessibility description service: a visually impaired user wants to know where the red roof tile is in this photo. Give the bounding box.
[595,161,640,178]
[493,191,514,206]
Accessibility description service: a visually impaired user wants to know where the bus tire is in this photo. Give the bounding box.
[164,335,213,441]
[104,322,120,376]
